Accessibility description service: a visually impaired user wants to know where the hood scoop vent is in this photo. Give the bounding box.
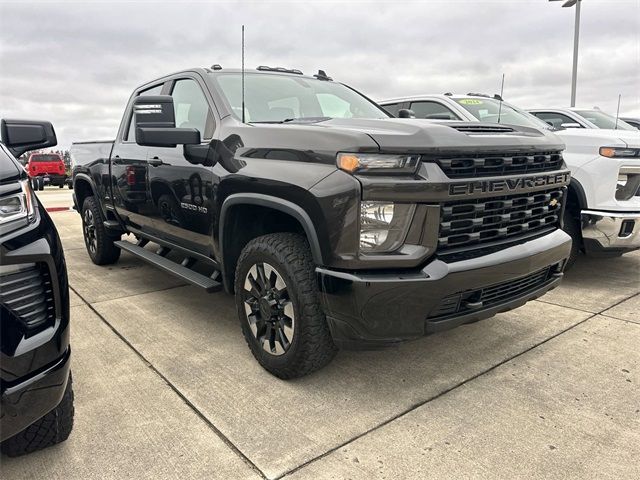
[450,124,516,134]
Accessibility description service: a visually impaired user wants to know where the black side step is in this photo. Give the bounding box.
[114,240,222,293]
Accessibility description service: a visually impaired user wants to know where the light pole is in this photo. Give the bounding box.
[550,0,582,107]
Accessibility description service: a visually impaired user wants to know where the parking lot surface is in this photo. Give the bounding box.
[2,188,639,480]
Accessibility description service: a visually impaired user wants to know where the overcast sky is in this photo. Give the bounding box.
[1,0,638,149]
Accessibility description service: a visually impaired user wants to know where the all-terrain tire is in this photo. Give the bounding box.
[81,196,121,265]
[234,233,337,379]
[1,374,74,457]
[563,209,582,270]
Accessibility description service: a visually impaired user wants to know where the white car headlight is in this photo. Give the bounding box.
[360,202,415,253]
[0,180,37,226]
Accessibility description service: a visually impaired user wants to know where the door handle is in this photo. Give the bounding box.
[148,157,163,167]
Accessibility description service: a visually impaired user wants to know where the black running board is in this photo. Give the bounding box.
[114,240,222,292]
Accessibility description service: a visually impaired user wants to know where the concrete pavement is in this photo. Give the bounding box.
[2,188,638,479]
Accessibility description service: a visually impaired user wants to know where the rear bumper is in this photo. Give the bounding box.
[31,174,67,185]
[318,229,571,349]
[581,209,640,255]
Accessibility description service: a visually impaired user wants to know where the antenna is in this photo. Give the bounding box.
[241,25,246,124]
[497,73,505,124]
[615,94,621,130]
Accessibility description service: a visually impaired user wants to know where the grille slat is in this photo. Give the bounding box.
[428,267,552,319]
[428,151,563,178]
[439,187,563,251]
[0,264,55,329]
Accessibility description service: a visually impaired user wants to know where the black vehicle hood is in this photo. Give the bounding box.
[246,117,565,154]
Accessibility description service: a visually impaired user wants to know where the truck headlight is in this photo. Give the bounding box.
[599,147,640,158]
[337,153,420,175]
[0,180,37,226]
[360,202,415,253]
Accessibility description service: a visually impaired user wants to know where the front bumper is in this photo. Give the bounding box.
[318,229,571,349]
[1,201,70,441]
[581,210,640,255]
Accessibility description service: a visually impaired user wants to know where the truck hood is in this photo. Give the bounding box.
[249,117,565,154]
[555,128,640,148]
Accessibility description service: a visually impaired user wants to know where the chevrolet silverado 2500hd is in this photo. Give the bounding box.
[71,67,571,378]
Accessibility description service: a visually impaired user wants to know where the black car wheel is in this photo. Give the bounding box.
[1,373,74,457]
[235,233,336,379]
[563,209,582,270]
[81,196,121,265]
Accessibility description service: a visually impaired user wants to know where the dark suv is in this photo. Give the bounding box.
[71,66,571,378]
[1,119,74,456]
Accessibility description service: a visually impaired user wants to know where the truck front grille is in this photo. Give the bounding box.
[429,151,563,178]
[428,267,552,319]
[438,187,564,252]
[0,264,55,329]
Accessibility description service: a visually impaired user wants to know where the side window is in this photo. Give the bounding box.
[410,101,459,120]
[382,103,400,117]
[125,84,163,141]
[171,79,214,139]
[531,112,581,130]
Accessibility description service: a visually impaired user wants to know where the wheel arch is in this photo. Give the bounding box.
[219,193,323,293]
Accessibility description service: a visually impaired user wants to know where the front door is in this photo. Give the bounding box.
[145,77,218,256]
[111,84,164,230]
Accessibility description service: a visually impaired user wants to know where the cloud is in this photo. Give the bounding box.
[1,0,638,148]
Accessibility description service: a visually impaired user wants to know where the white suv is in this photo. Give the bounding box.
[380,94,640,267]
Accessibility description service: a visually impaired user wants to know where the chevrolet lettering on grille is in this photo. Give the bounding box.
[448,172,570,196]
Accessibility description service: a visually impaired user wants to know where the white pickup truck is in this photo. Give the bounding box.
[380,94,640,267]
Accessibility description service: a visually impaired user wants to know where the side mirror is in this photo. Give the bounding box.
[560,122,582,129]
[133,95,200,147]
[1,119,57,158]
[398,109,416,119]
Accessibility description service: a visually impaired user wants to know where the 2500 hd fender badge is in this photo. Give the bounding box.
[448,172,570,196]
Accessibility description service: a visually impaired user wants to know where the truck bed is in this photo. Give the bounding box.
[70,140,114,168]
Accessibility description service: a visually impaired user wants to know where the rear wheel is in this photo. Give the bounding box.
[38,177,45,190]
[1,373,74,457]
[81,196,121,265]
[234,233,337,379]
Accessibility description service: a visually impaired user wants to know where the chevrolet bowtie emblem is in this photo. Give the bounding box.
[549,198,559,207]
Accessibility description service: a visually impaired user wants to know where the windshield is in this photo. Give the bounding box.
[574,110,636,131]
[213,73,389,123]
[454,97,549,130]
[30,154,62,162]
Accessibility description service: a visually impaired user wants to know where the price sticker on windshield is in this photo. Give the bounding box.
[458,99,483,105]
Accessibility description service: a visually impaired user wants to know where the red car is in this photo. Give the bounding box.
[26,153,67,189]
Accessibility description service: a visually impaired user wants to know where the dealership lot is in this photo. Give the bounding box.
[2,188,639,480]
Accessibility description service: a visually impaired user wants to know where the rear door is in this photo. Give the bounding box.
[110,83,164,229]
[144,75,218,255]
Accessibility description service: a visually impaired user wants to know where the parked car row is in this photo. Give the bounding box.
[2,63,637,457]
[380,93,640,267]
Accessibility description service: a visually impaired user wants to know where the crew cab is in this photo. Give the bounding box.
[71,67,571,378]
[381,94,640,266]
[1,119,74,456]
[25,152,67,190]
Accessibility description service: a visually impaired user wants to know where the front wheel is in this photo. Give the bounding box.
[81,196,121,265]
[234,233,337,379]
[1,373,74,457]
[563,210,582,270]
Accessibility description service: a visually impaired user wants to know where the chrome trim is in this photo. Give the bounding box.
[581,210,640,249]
